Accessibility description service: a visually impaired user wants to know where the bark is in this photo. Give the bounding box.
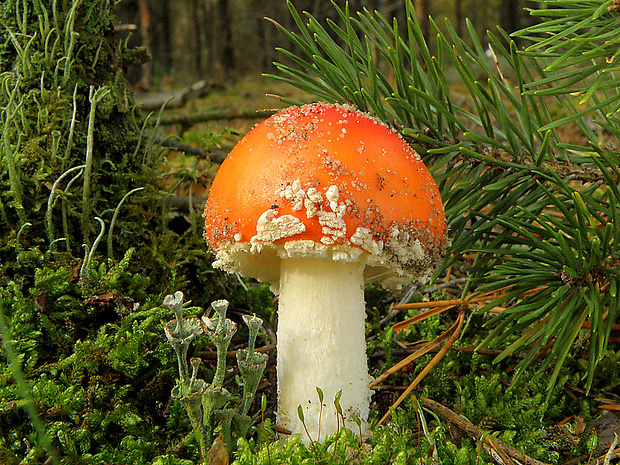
[500,0,522,34]
[167,0,198,78]
[213,0,235,74]
[414,0,430,44]
[116,0,538,84]
[137,0,152,87]
[455,0,463,37]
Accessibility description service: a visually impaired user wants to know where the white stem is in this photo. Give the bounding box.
[276,257,371,442]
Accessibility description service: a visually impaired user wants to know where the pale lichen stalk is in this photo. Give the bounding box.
[46,164,85,249]
[81,86,110,245]
[163,292,268,455]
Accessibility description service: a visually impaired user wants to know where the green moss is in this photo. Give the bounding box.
[0,0,146,255]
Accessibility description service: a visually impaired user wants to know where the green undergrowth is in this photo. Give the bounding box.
[1,237,612,463]
[231,363,578,465]
[0,3,255,460]
[0,245,274,463]
[2,240,597,463]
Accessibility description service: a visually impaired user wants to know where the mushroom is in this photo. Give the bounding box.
[203,103,447,442]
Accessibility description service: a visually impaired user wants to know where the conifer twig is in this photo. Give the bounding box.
[421,398,550,465]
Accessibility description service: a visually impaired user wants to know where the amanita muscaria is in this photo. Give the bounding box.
[203,103,447,442]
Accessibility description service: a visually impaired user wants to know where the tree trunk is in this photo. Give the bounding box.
[500,0,521,34]
[136,0,152,87]
[218,0,236,72]
[455,0,463,37]
[414,0,430,44]
[167,0,198,79]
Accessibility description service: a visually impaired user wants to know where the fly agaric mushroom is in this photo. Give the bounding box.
[203,103,447,442]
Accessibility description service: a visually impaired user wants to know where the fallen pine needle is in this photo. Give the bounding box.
[390,286,547,333]
[370,323,454,389]
[377,309,465,425]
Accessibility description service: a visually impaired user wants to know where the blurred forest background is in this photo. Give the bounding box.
[114,0,542,88]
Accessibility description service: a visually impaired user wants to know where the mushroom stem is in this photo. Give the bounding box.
[276,257,371,442]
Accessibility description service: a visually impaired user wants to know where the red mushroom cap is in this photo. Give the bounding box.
[203,103,448,288]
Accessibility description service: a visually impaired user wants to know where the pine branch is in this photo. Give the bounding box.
[269,0,620,393]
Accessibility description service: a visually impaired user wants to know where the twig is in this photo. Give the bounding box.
[156,136,210,158]
[158,108,277,126]
[421,398,551,465]
[155,136,231,164]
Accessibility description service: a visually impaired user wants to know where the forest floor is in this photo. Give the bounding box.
[0,71,617,465]
[143,73,620,464]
